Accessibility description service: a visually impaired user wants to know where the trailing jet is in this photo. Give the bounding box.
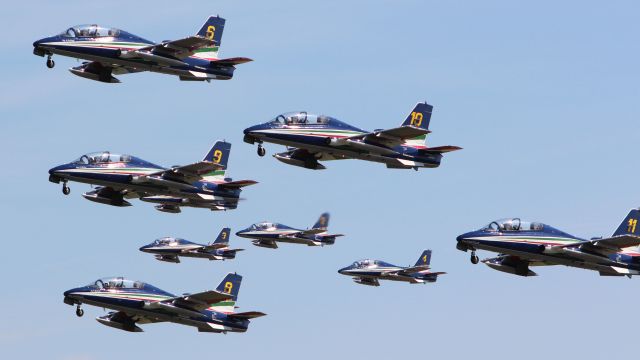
[63,273,265,333]
[456,209,640,277]
[236,213,343,249]
[140,228,243,263]
[48,141,257,213]
[243,102,461,170]
[33,16,251,83]
[338,250,446,286]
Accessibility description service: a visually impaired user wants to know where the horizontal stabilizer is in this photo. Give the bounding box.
[211,57,253,66]
[316,233,344,239]
[227,311,267,320]
[400,265,431,274]
[420,145,463,154]
[217,180,258,189]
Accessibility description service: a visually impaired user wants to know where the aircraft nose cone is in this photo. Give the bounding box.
[338,267,348,275]
[139,245,149,252]
[243,126,256,135]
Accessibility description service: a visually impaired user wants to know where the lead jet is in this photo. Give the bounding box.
[48,141,257,213]
[139,228,243,263]
[338,250,446,286]
[456,209,640,277]
[32,16,251,83]
[243,102,461,170]
[63,273,265,333]
[235,213,343,249]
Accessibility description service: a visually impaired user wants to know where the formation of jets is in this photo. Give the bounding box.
[35,15,639,335]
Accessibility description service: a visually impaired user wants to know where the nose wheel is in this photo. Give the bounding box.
[46,56,55,69]
[470,251,479,264]
[257,144,266,157]
[62,182,70,195]
[75,305,84,317]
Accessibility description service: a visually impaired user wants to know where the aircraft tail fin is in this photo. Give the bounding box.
[415,250,432,267]
[210,228,231,246]
[209,273,241,313]
[202,141,231,180]
[613,209,640,237]
[401,102,433,146]
[312,213,330,231]
[194,16,226,60]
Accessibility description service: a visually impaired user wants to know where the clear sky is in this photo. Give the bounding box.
[1,1,639,359]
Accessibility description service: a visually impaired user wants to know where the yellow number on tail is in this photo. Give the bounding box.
[221,231,227,240]
[410,112,423,127]
[206,25,216,40]
[423,255,427,263]
[629,218,638,233]
[224,281,233,294]
[213,150,222,163]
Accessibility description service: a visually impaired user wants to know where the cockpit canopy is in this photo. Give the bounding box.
[250,222,293,230]
[91,277,144,290]
[73,152,133,165]
[483,218,545,232]
[269,112,335,126]
[60,24,122,38]
[351,259,394,268]
[153,237,178,246]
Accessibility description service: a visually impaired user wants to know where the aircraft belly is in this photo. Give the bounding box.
[473,242,635,273]
[77,296,241,331]
[44,46,227,78]
[260,134,438,167]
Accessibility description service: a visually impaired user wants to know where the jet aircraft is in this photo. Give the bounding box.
[456,209,640,277]
[236,213,343,248]
[243,102,461,170]
[33,16,251,83]
[338,250,446,286]
[63,273,265,333]
[140,228,243,263]
[48,141,257,213]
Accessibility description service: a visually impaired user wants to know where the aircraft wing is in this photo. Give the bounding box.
[134,36,216,60]
[152,290,234,313]
[140,161,225,186]
[397,265,431,275]
[551,235,640,255]
[347,126,431,148]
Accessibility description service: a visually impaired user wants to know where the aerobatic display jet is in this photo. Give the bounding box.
[456,209,640,277]
[243,102,461,170]
[338,250,445,286]
[236,213,343,249]
[140,228,243,263]
[63,273,265,333]
[33,16,251,83]
[48,141,257,213]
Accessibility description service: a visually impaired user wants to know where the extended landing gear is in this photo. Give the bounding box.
[46,55,55,69]
[257,144,266,157]
[470,251,479,265]
[62,181,70,195]
[75,305,84,317]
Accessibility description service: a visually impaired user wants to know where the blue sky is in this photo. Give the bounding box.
[1,1,639,359]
